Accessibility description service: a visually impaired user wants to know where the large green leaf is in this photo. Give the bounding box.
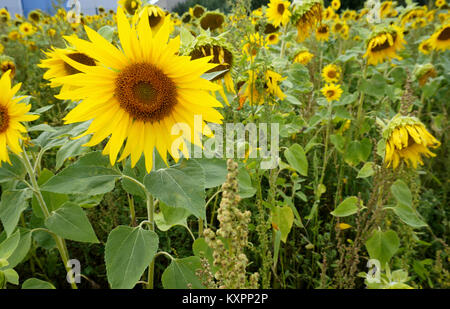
[161,256,205,289]
[194,158,228,188]
[0,190,30,236]
[0,230,20,261]
[365,230,400,267]
[391,180,412,207]
[55,135,90,170]
[284,144,308,176]
[154,202,191,231]
[41,152,121,196]
[2,228,31,269]
[271,206,294,243]
[392,203,427,228]
[144,160,206,220]
[45,203,99,243]
[331,196,363,217]
[0,154,26,183]
[105,226,159,289]
[238,167,256,199]
[22,278,55,289]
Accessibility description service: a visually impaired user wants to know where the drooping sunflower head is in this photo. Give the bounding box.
[118,0,141,16]
[316,23,330,41]
[322,64,341,83]
[363,25,406,65]
[293,48,314,65]
[255,22,280,34]
[331,0,341,11]
[266,0,292,27]
[0,56,16,78]
[292,0,323,42]
[192,4,206,19]
[383,114,441,169]
[38,47,97,91]
[50,7,223,171]
[321,83,343,102]
[414,63,437,87]
[400,7,427,26]
[28,10,41,23]
[0,70,39,165]
[19,22,36,36]
[0,8,10,23]
[428,23,450,51]
[200,12,225,31]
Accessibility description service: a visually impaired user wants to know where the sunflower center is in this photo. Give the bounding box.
[327,70,337,78]
[149,14,162,28]
[437,27,450,41]
[371,33,396,52]
[0,105,9,133]
[193,7,205,18]
[115,63,177,123]
[64,53,96,75]
[326,90,335,97]
[318,25,328,33]
[335,23,343,31]
[277,4,285,15]
[269,34,277,41]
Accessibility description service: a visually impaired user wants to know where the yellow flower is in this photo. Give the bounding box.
[321,83,343,102]
[1,59,16,78]
[322,64,341,83]
[384,115,440,169]
[0,70,39,165]
[323,6,335,20]
[331,0,341,11]
[266,0,292,27]
[0,8,11,23]
[380,1,394,18]
[293,1,322,42]
[138,5,167,33]
[28,10,41,23]
[435,0,446,8]
[428,23,450,51]
[118,0,141,15]
[418,39,433,54]
[363,25,406,65]
[0,43,3,54]
[315,24,330,41]
[48,29,56,37]
[293,50,314,65]
[266,33,280,45]
[50,7,223,172]
[338,223,352,230]
[265,70,286,101]
[8,31,20,41]
[19,22,36,36]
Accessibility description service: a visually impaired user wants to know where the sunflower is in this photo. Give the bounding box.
[418,39,432,55]
[139,5,166,33]
[0,8,10,23]
[321,83,343,102]
[414,63,437,87]
[28,10,41,23]
[331,0,341,11]
[293,49,314,65]
[98,7,106,14]
[426,10,435,22]
[292,0,322,42]
[265,70,286,101]
[380,1,393,18]
[332,19,344,35]
[435,0,446,8]
[39,47,97,92]
[243,32,266,61]
[0,70,39,165]
[192,4,206,18]
[266,33,280,45]
[51,8,223,172]
[323,6,335,20]
[363,25,406,65]
[0,58,16,78]
[19,22,36,36]
[315,24,330,41]
[200,12,225,31]
[266,0,292,27]
[238,70,264,108]
[428,24,450,51]
[384,115,440,169]
[412,18,427,29]
[0,43,3,54]
[118,0,141,16]
[341,10,355,21]
[322,64,341,83]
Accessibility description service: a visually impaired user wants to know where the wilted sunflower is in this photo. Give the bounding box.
[292,0,322,42]
[384,115,440,169]
[200,12,225,31]
[181,12,192,23]
[293,49,314,65]
[428,23,450,51]
[138,5,166,33]
[363,25,406,65]
[331,0,341,11]
[322,64,341,83]
[414,63,437,87]
[321,83,343,102]
[0,8,10,23]
[51,8,223,172]
[39,47,97,92]
[266,33,280,45]
[192,4,206,18]
[118,0,141,15]
[267,0,292,27]
[0,57,16,78]
[19,22,36,36]
[316,24,330,41]
[419,39,433,54]
[0,70,39,165]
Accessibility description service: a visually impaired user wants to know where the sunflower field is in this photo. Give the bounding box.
[0,0,448,291]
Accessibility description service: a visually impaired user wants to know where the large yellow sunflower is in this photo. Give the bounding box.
[384,115,441,169]
[266,0,292,27]
[50,8,223,172]
[19,22,36,36]
[321,83,343,102]
[428,24,450,51]
[0,70,39,165]
[363,25,406,65]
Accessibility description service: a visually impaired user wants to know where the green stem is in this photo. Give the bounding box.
[20,146,77,289]
[146,192,155,289]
